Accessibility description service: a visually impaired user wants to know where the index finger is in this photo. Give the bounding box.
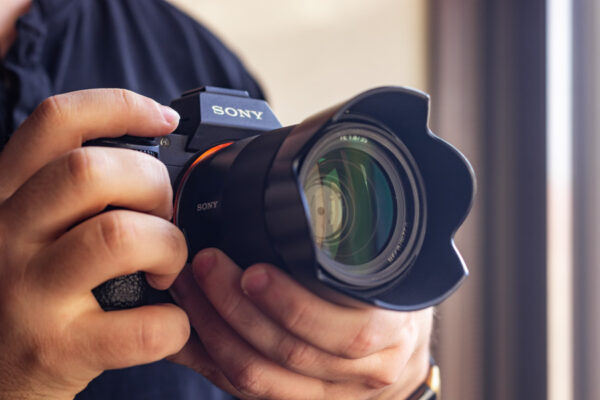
[0,89,179,200]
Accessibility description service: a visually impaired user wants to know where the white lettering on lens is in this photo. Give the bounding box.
[196,201,219,212]
[211,105,264,120]
[339,135,368,144]
[387,226,408,263]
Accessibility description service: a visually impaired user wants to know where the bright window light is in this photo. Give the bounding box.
[547,0,573,399]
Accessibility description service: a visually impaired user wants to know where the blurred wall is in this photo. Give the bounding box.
[167,0,429,125]
[430,1,549,400]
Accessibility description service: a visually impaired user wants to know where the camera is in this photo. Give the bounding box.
[91,86,474,311]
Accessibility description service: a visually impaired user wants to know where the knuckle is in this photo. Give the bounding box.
[157,162,172,194]
[344,320,379,359]
[64,148,106,188]
[366,366,400,389]
[150,156,170,182]
[97,212,134,257]
[394,312,420,350]
[34,95,69,126]
[230,362,267,398]
[364,344,411,390]
[136,312,169,357]
[219,292,245,323]
[148,158,172,202]
[145,226,187,289]
[167,226,188,264]
[131,154,172,215]
[404,316,418,343]
[159,223,186,256]
[283,299,313,334]
[114,89,143,114]
[278,336,313,369]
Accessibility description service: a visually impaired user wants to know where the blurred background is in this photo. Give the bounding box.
[168,1,593,399]
[168,0,429,125]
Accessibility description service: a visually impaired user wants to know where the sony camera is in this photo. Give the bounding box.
[91,86,474,311]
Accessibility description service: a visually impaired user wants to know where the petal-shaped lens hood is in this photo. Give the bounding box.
[264,86,475,310]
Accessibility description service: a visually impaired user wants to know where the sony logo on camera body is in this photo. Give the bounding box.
[211,105,264,120]
[197,200,219,212]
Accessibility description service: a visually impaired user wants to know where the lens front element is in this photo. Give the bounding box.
[303,148,395,266]
[300,123,426,290]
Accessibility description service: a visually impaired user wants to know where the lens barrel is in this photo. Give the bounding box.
[175,121,426,290]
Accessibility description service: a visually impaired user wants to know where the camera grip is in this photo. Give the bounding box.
[92,272,173,311]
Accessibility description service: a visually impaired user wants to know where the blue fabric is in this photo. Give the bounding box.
[77,361,234,400]
[0,0,264,398]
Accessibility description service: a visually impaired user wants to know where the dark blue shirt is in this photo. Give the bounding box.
[1,0,264,143]
[1,0,263,398]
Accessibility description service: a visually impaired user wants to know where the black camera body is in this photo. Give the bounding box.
[92,86,474,312]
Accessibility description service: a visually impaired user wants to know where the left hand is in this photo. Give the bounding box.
[170,248,433,400]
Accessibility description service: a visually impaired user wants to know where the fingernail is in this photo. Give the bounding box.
[241,268,270,296]
[192,249,216,281]
[160,105,180,126]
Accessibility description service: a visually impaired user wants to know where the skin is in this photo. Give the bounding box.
[170,251,433,400]
[0,89,190,399]
[0,2,434,399]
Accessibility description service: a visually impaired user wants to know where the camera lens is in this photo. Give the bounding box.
[299,123,426,289]
[302,148,394,265]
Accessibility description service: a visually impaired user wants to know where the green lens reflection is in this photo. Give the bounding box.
[303,148,395,267]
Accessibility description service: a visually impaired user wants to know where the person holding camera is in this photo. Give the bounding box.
[0,0,435,399]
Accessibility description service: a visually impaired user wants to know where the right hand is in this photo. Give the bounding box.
[0,89,190,400]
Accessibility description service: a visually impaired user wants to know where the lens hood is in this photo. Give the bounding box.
[260,86,475,311]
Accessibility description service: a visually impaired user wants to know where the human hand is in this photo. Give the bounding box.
[0,89,190,400]
[171,248,433,400]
